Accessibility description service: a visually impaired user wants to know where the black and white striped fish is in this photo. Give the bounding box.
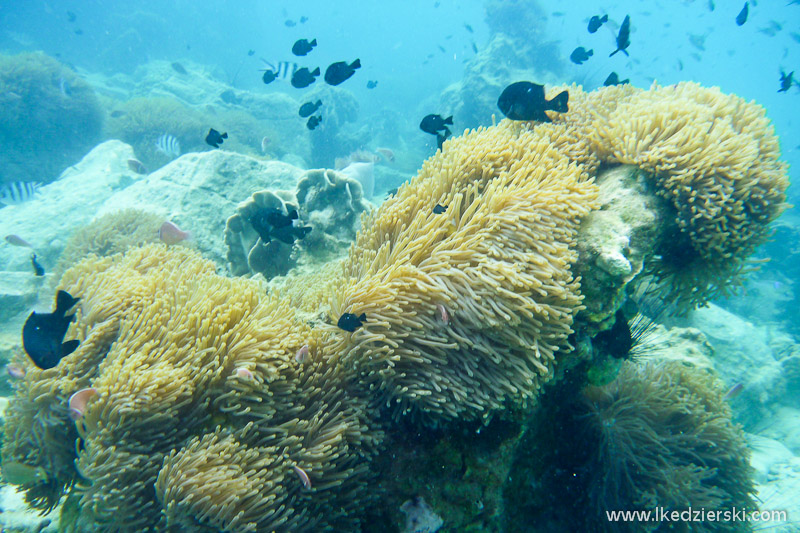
[260,59,300,81]
[155,134,181,158]
[0,181,41,205]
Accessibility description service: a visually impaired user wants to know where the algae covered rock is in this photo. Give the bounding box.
[0,52,103,184]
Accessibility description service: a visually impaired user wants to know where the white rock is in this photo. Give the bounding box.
[99,149,305,267]
[0,140,137,273]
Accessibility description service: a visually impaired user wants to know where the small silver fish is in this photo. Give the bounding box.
[723,382,744,401]
[127,158,147,175]
[5,234,33,248]
[261,136,270,154]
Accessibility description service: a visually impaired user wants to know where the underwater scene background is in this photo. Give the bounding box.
[0,0,799,531]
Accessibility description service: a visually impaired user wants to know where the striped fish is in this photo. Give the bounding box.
[261,59,300,81]
[155,134,181,158]
[0,181,41,205]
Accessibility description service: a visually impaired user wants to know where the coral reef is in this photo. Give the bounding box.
[0,52,103,184]
[506,361,757,533]
[1,245,382,532]
[224,189,302,279]
[0,81,789,531]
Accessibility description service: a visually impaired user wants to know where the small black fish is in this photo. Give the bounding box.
[205,128,228,148]
[291,67,320,88]
[438,45,446,53]
[22,290,81,370]
[109,110,126,118]
[285,19,296,27]
[306,115,322,130]
[464,23,474,33]
[171,62,187,75]
[736,2,748,26]
[610,15,631,56]
[779,70,795,92]
[337,312,366,332]
[587,14,608,33]
[249,207,311,244]
[603,72,630,86]
[471,42,478,53]
[497,81,569,122]
[436,130,452,149]
[419,114,453,135]
[67,11,76,22]
[324,59,361,86]
[299,100,322,117]
[387,188,398,197]
[300,16,309,23]
[592,309,632,359]
[433,204,447,214]
[262,69,278,84]
[248,49,255,56]
[31,253,44,276]
[708,0,715,11]
[570,46,594,64]
[292,38,317,56]
[74,28,83,35]
[366,80,378,89]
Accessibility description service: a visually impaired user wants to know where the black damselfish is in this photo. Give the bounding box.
[366,80,378,89]
[497,81,569,122]
[306,115,322,130]
[736,2,748,26]
[249,207,312,245]
[324,59,361,86]
[22,290,81,369]
[419,114,453,135]
[337,312,366,332]
[610,15,631,56]
[779,70,794,92]
[291,67,320,89]
[588,14,608,33]
[433,204,447,214]
[31,253,45,276]
[205,128,228,148]
[570,46,593,65]
[292,38,317,56]
[262,69,278,84]
[603,72,630,86]
[299,100,322,117]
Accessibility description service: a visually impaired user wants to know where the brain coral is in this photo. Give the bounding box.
[326,122,599,422]
[1,244,382,532]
